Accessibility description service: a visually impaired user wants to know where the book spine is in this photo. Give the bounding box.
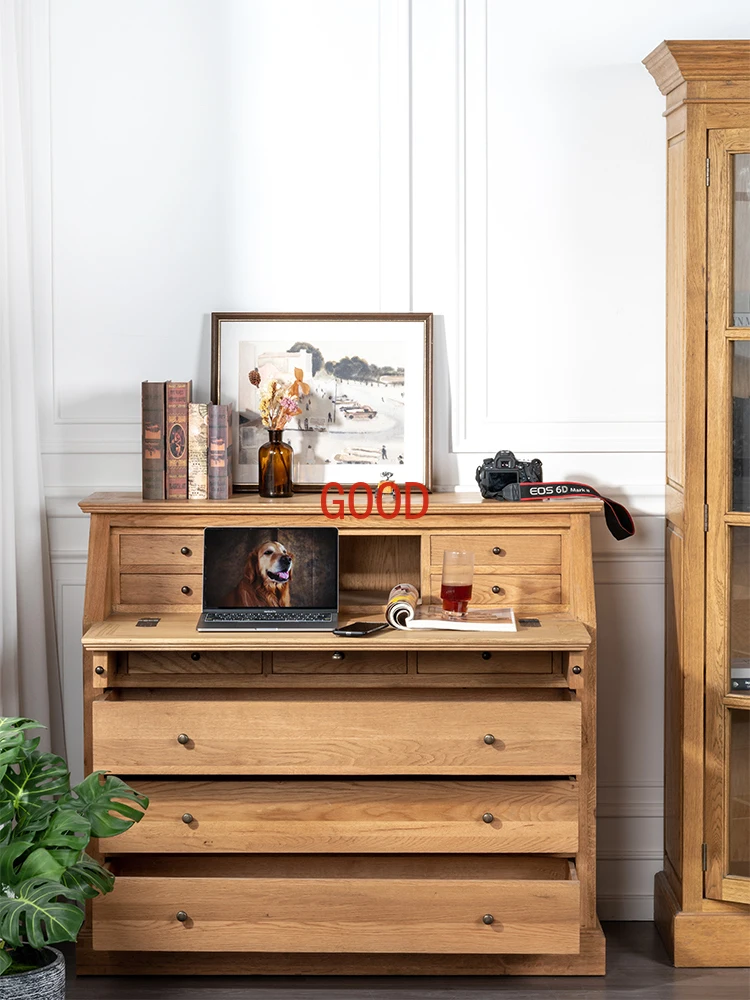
[188,402,209,499]
[208,403,232,500]
[141,382,166,499]
[166,381,192,499]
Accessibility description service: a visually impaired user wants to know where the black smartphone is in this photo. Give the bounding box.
[332,621,389,637]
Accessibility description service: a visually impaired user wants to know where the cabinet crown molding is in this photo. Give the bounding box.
[643,40,750,95]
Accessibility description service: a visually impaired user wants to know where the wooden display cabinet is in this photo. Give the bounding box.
[644,40,750,967]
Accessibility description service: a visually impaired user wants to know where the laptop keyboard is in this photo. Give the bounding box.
[204,611,333,623]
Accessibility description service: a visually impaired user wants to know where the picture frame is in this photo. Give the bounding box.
[210,312,433,492]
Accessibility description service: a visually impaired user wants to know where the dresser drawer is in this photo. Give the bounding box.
[430,574,562,607]
[91,694,581,775]
[417,651,553,674]
[119,533,203,568]
[92,857,580,955]
[271,650,406,674]
[126,651,262,675]
[431,534,561,567]
[119,574,202,606]
[105,779,579,854]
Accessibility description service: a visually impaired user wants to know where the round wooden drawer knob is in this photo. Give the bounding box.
[332,651,345,661]
[482,812,494,824]
[180,547,192,556]
[492,547,502,555]
[176,911,189,922]
[482,914,494,925]
[181,586,192,595]
[94,665,105,675]
[492,585,502,595]
[177,733,190,745]
[191,652,201,661]
[182,813,194,825]
[483,734,495,745]
[481,651,492,660]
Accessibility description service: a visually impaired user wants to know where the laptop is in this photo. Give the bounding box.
[197,526,339,631]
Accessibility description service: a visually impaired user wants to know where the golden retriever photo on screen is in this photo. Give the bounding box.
[223,541,294,607]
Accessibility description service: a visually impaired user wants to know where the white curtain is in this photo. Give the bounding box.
[0,0,64,753]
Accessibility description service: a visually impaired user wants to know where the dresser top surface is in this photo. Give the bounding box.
[82,612,592,652]
[78,491,602,516]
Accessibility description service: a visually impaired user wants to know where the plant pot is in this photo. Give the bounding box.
[0,948,65,1000]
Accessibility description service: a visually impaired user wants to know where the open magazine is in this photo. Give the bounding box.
[385,583,517,632]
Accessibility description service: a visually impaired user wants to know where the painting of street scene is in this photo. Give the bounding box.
[235,337,407,484]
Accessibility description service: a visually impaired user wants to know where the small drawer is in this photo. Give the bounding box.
[119,533,203,568]
[91,694,581,776]
[430,574,562,607]
[105,778,579,855]
[120,574,202,606]
[126,652,262,675]
[431,534,561,567]
[271,650,406,674]
[92,856,580,954]
[417,651,553,674]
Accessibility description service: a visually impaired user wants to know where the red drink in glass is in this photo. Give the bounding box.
[440,582,473,614]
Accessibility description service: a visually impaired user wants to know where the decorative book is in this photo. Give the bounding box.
[208,403,233,500]
[188,402,209,500]
[166,381,192,499]
[141,381,166,500]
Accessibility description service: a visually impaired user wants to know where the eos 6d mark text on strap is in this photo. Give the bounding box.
[475,451,635,541]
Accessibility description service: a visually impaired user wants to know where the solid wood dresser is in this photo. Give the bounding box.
[79,492,605,975]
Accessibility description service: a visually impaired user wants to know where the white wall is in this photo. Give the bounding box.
[32,0,749,920]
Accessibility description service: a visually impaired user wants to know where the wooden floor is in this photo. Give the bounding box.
[63,924,749,999]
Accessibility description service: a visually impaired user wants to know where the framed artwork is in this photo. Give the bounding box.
[210,313,433,491]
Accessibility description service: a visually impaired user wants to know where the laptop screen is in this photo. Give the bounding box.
[202,527,338,610]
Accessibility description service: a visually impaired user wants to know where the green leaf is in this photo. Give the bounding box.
[67,773,148,838]
[35,807,90,852]
[2,751,70,828]
[0,719,40,767]
[0,843,33,889]
[60,854,114,899]
[18,848,65,883]
[0,948,11,975]
[0,877,85,950]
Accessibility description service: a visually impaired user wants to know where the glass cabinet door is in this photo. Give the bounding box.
[705,130,750,905]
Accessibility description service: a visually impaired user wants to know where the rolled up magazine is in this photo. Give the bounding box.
[385,584,517,631]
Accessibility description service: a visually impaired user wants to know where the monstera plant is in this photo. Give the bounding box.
[0,717,148,979]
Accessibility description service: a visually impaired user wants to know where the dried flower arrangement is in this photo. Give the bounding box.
[248,367,310,430]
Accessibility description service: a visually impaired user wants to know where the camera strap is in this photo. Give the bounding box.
[499,481,635,540]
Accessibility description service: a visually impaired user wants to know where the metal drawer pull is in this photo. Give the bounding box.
[176,911,188,922]
[332,651,345,661]
[483,734,495,745]
[191,652,201,661]
[182,813,194,825]
[95,665,105,675]
[492,547,502,555]
[482,914,494,925]
[180,547,192,556]
[481,651,491,660]
[181,586,192,595]
[177,733,190,745]
[482,812,494,824]
[492,585,502,595]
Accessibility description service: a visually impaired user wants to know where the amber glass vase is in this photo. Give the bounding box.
[258,429,293,498]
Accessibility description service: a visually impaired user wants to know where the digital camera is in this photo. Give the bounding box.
[475,450,543,501]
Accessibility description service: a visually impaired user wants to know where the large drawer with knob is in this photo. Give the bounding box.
[271,650,407,674]
[103,779,579,854]
[91,692,581,776]
[430,534,562,568]
[429,574,562,608]
[92,856,581,955]
[126,651,262,675]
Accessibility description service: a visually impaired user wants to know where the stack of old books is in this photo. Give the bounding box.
[141,381,233,500]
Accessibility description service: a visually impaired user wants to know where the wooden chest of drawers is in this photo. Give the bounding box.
[79,492,604,976]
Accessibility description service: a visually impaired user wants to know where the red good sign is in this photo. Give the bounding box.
[321,482,429,520]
